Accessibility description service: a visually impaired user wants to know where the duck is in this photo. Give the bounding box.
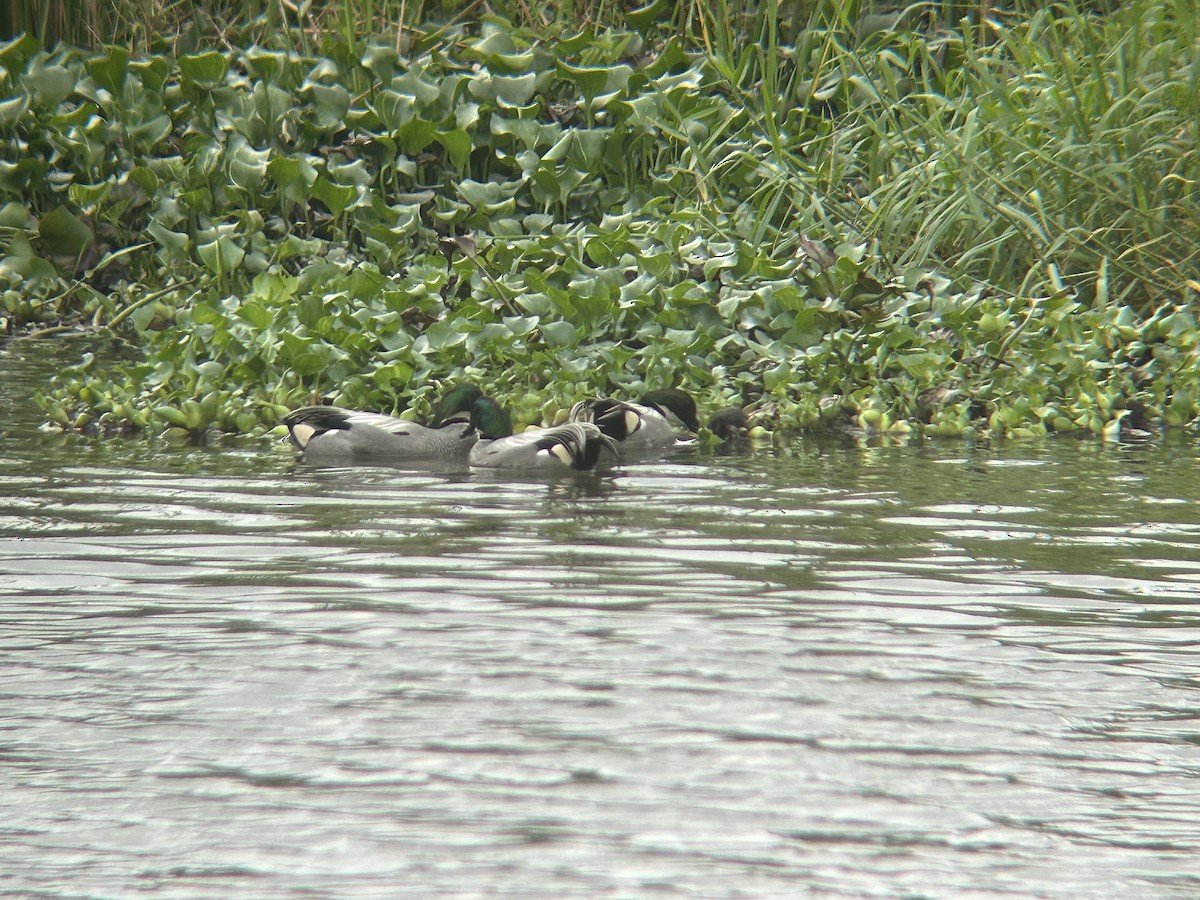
[283,384,509,462]
[469,422,618,471]
[569,388,701,459]
[708,406,750,442]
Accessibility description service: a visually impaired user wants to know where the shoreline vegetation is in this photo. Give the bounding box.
[1,0,1196,443]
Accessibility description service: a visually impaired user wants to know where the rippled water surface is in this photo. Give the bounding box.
[5,341,1200,898]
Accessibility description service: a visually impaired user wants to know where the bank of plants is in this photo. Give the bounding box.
[1,0,1197,442]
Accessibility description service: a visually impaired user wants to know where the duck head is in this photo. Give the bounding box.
[432,383,485,425]
[708,407,750,441]
[642,389,701,432]
[470,396,514,439]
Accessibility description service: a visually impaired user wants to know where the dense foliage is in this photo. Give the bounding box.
[1,1,1197,440]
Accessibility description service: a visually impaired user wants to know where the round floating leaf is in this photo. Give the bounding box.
[557,62,631,101]
[245,48,284,83]
[327,158,373,187]
[540,320,577,347]
[455,102,480,130]
[420,319,470,351]
[235,298,273,329]
[505,315,538,335]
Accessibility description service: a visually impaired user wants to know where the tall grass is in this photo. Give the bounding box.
[715,0,1198,308]
[1,0,1119,50]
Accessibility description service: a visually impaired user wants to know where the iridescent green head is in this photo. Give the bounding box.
[470,396,513,439]
[432,384,484,425]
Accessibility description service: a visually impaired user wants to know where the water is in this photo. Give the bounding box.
[4,340,1200,898]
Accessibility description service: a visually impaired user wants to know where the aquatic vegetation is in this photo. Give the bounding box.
[1,2,1197,441]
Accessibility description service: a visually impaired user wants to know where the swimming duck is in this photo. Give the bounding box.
[569,388,701,459]
[283,384,508,462]
[708,407,750,442]
[469,421,618,471]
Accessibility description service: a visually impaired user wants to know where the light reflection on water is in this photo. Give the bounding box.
[4,342,1200,897]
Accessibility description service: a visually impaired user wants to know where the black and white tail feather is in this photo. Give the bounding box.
[469,422,617,470]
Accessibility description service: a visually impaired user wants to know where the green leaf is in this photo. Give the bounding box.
[493,73,538,106]
[25,60,76,109]
[307,83,350,128]
[0,201,31,229]
[229,141,271,192]
[128,299,158,332]
[0,94,30,128]
[372,360,414,388]
[361,44,397,82]
[196,236,245,274]
[375,89,417,131]
[236,299,274,330]
[267,155,318,203]
[0,34,40,76]
[179,51,228,87]
[0,243,57,283]
[190,299,223,326]
[147,221,189,260]
[126,113,172,151]
[38,207,93,258]
[68,180,114,209]
[87,46,130,95]
[396,117,437,155]
[540,320,577,347]
[626,0,669,33]
[505,315,538,335]
[296,292,324,327]
[422,319,469,351]
[152,405,191,427]
[311,177,357,217]
[436,129,472,173]
[557,62,631,100]
[130,56,169,92]
[468,30,518,58]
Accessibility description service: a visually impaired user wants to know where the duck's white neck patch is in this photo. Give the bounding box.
[547,443,573,466]
[291,423,317,448]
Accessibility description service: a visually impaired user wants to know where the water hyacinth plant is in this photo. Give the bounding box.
[0,0,1196,441]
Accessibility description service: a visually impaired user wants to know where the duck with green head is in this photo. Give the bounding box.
[569,388,701,460]
[283,384,510,463]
